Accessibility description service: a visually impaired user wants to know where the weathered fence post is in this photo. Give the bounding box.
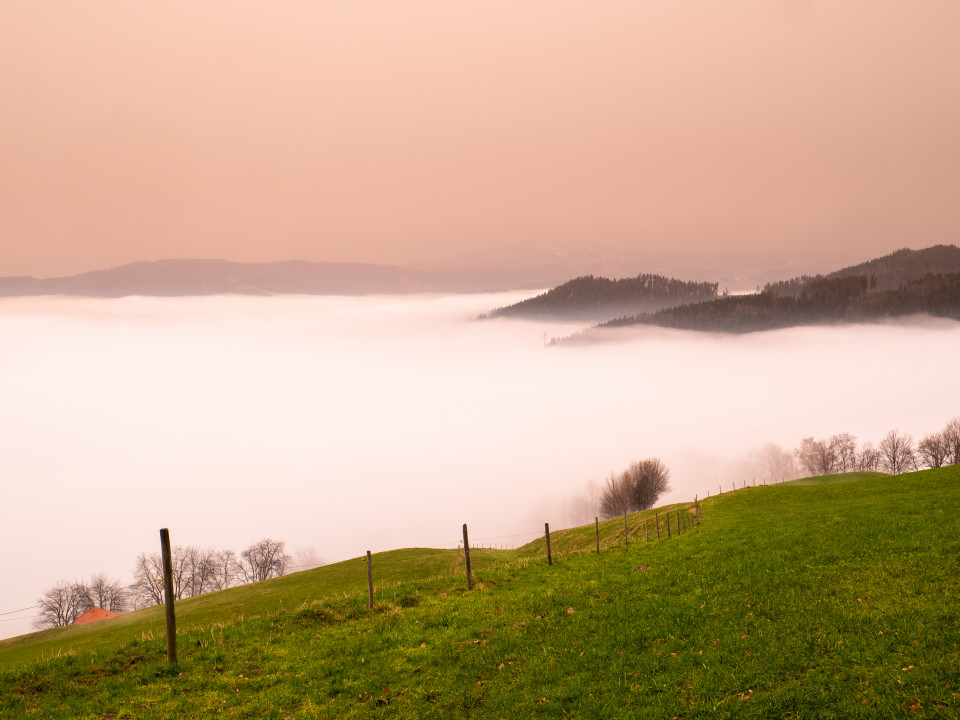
[623,512,628,546]
[366,551,374,609]
[644,516,648,542]
[462,524,473,590]
[159,528,177,664]
[666,511,672,538]
[595,516,600,554]
[655,512,660,539]
[545,522,552,565]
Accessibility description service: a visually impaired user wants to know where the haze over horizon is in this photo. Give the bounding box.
[2,2,958,278]
[2,293,959,641]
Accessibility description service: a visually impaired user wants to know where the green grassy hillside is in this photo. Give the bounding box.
[2,472,958,718]
[786,471,888,486]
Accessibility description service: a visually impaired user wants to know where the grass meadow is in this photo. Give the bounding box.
[1,468,958,718]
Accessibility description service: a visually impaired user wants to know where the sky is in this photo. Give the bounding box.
[2,1,959,279]
[2,293,960,639]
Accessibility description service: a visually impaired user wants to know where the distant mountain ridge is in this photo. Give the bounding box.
[480,273,719,322]
[0,259,566,297]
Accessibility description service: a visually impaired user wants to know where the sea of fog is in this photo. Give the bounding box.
[2,292,959,639]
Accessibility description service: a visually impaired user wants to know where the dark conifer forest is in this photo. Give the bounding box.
[544,245,960,337]
[481,273,719,322]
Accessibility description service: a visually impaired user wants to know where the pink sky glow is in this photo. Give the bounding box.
[1,1,958,277]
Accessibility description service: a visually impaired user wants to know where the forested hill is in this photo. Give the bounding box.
[481,274,719,322]
[764,245,960,297]
[592,270,960,335]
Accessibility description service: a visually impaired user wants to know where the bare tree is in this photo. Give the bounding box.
[795,437,834,476]
[34,580,90,629]
[829,433,857,473]
[917,431,949,469]
[207,549,239,591]
[558,480,604,528]
[86,572,128,613]
[599,471,632,519]
[182,546,219,598]
[130,548,189,605]
[942,417,960,466]
[130,552,165,607]
[624,458,671,511]
[758,443,798,481]
[584,479,602,519]
[237,539,290,583]
[853,442,881,472]
[600,460,671,518]
[879,430,916,474]
[290,547,325,572]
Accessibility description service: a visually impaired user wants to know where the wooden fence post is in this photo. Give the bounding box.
[655,512,660,539]
[644,516,648,542]
[159,528,177,664]
[595,516,600,554]
[623,512,628,546]
[462,524,473,590]
[545,522,552,565]
[366,551,374,609]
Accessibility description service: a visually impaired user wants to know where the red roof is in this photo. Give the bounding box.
[73,607,119,625]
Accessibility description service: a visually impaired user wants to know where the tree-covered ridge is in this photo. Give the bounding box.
[764,244,960,297]
[597,271,960,334]
[482,273,718,321]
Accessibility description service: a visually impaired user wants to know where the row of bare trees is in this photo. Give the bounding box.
[129,538,290,609]
[35,539,290,629]
[795,418,960,478]
[35,573,129,629]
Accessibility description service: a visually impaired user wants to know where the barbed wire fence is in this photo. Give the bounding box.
[2,498,714,640]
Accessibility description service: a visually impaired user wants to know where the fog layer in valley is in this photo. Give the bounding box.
[2,293,959,639]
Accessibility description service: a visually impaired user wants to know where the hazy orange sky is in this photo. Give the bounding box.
[2,1,958,278]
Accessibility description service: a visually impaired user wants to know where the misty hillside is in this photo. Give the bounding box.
[763,245,960,297]
[480,273,719,322]
[0,259,568,298]
[555,246,960,339]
